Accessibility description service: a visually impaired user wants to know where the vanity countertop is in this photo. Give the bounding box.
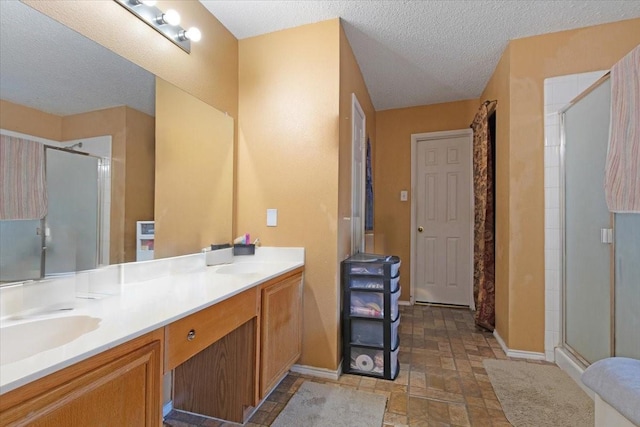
[0,247,304,394]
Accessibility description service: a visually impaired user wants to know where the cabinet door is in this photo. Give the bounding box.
[0,334,162,427]
[173,318,256,424]
[260,271,303,398]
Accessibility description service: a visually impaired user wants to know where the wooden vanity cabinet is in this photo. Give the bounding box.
[169,287,259,424]
[0,329,163,427]
[0,267,304,426]
[259,268,304,398]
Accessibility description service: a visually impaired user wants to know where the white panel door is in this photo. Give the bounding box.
[351,94,366,254]
[415,136,472,305]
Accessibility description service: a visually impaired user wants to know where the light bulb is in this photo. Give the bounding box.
[161,9,180,26]
[184,27,202,42]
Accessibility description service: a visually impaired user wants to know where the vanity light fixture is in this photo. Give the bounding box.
[114,0,201,53]
[130,0,157,6]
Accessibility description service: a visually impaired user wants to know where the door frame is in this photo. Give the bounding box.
[410,129,475,308]
[351,93,366,255]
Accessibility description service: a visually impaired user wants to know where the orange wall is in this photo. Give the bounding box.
[238,20,341,370]
[62,107,128,264]
[155,78,234,258]
[26,0,239,260]
[480,45,511,346]
[63,107,156,264]
[338,24,377,261]
[482,18,640,352]
[338,23,377,365]
[124,108,156,262]
[374,100,479,301]
[1,101,154,264]
[24,0,238,118]
[27,0,640,362]
[0,99,62,141]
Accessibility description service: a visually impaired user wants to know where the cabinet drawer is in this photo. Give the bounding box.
[349,288,400,320]
[343,254,401,277]
[349,345,399,378]
[165,287,258,371]
[348,275,399,292]
[351,316,400,348]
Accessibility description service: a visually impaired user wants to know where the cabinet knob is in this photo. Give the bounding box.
[187,329,196,341]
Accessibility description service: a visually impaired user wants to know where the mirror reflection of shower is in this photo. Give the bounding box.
[44,147,101,276]
[0,132,111,283]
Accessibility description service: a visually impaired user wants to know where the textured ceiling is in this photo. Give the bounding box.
[0,1,155,117]
[200,0,640,111]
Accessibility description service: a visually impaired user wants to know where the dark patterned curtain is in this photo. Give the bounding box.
[365,138,374,231]
[470,102,496,331]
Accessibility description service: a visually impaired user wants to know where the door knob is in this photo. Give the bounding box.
[418,226,424,233]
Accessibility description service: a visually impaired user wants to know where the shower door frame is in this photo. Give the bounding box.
[559,73,615,368]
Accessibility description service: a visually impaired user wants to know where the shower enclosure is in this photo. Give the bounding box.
[561,75,640,365]
[0,144,106,282]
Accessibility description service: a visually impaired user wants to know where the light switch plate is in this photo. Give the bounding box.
[267,209,277,227]
[400,190,408,202]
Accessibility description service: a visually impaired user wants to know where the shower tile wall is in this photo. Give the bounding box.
[543,71,607,362]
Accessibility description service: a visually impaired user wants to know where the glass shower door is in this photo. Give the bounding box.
[562,78,612,364]
[614,213,640,358]
[0,219,43,281]
[45,148,100,274]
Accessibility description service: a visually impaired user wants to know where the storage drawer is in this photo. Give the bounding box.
[349,346,398,378]
[348,275,399,292]
[165,287,258,372]
[344,254,400,277]
[351,316,400,348]
[349,288,400,320]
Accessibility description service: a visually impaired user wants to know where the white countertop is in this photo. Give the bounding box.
[0,247,304,394]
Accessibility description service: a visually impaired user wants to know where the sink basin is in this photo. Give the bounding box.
[0,315,101,365]
[215,263,265,275]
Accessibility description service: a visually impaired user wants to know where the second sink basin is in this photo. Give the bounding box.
[0,315,101,365]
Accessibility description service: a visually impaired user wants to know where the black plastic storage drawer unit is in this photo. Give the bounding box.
[342,253,401,380]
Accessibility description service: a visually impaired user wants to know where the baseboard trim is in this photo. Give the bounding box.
[492,329,509,355]
[290,362,341,381]
[399,300,412,306]
[555,347,594,398]
[493,330,546,361]
[162,401,173,418]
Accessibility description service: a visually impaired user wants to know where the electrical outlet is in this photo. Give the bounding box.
[400,190,408,202]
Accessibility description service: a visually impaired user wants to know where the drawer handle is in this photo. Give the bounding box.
[187,329,196,341]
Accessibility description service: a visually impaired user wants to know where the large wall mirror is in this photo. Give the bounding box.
[0,1,233,282]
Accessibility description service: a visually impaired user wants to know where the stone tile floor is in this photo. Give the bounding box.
[165,304,547,426]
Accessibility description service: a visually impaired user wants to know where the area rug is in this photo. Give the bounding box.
[271,381,387,427]
[483,360,594,427]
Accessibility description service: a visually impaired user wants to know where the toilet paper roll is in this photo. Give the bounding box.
[355,354,374,372]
